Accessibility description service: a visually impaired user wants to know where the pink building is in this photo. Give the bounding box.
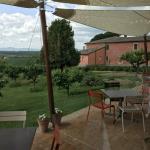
[79,36,150,66]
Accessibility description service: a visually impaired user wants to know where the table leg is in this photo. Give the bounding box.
[110,100,112,113]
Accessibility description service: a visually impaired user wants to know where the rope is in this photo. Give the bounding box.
[27,12,40,51]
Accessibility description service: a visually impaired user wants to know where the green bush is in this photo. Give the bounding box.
[9,81,22,88]
[53,68,84,95]
[24,64,43,88]
[6,66,20,82]
[0,73,8,97]
[82,73,103,87]
[81,65,135,72]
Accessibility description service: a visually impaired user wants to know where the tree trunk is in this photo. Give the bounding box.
[67,85,70,96]
[60,64,64,73]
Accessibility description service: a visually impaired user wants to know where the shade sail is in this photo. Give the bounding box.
[54,8,150,36]
[0,0,39,8]
[53,0,150,6]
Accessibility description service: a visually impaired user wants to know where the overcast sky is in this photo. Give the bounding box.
[0,1,103,51]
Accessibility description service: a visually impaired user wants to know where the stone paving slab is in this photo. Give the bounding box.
[31,107,150,150]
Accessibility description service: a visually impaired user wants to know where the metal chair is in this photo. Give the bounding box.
[87,90,116,123]
[119,96,145,132]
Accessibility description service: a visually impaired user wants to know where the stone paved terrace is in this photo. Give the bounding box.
[32,107,150,150]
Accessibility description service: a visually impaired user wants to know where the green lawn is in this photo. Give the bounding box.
[0,71,141,127]
[0,76,91,127]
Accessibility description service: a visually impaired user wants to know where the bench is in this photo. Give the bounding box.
[0,111,26,128]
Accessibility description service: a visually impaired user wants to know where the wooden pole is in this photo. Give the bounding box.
[39,1,55,115]
[144,34,148,72]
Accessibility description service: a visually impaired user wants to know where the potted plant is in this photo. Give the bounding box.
[53,108,63,126]
[37,113,50,133]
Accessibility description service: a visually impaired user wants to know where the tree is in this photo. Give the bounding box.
[0,56,7,74]
[53,68,84,95]
[120,49,149,73]
[0,73,7,97]
[41,19,80,72]
[90,32,120,42]
[24,61,43,89]
[0,57,8,96]
[7,66,20,82]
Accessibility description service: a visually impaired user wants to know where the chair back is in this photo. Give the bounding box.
[88,90,104,105]
[125,96,143,106]
[142,73,150,84]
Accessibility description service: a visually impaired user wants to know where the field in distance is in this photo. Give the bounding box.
[0,50,40,66]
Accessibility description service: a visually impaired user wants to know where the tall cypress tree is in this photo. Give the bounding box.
[41,19,80,72]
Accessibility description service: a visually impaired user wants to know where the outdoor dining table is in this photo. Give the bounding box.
[100,88,142,113]
[101,88,141,100]
[0,127,36,150]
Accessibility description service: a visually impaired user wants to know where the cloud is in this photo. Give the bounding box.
[70,22,104,49]
[0,1,104,50]
[0,12,42,49]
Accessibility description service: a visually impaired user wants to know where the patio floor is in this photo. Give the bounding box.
[31,107,150,150]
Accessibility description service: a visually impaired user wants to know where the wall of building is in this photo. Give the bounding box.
[106,42,150,65]
[95,48,105,64]
[80,41,150,66]
[88,52,96,65]
[79,55,88,66]
[79,48,105,66]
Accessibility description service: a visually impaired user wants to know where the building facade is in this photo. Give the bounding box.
[79,36,150,66]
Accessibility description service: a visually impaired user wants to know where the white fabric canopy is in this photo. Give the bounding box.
[54,8,150,36]
[0,0,39,8]
[53,0,150,6]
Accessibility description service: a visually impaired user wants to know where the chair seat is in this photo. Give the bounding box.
[119,105,141,112]
[93,102,112,110]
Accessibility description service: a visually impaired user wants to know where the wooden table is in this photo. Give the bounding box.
[0,127,36,150]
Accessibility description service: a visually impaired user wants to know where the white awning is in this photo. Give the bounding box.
[0,0,39,8]
[54,8,150,36]
[53,0,150,6]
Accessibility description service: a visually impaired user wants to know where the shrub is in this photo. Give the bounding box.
[24,64,43,88]
[0,73,8,97]
[82,73,103,87]
[6,66,20,82]
[53,68,84,95]
[81,65,135,72]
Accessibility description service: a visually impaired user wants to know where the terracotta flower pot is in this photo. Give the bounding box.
[55,113,62,126]
[37,118,50,133]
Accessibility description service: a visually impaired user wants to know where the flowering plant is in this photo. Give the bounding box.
[55,108,63,114]
[38,113,48,121]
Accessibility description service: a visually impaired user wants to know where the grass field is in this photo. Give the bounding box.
[0,76,93,127]
[0,71,141,127]
[0,51,40,67]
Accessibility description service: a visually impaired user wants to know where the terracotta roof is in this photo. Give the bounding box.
[80,46,105,55]
[86,36,150,44]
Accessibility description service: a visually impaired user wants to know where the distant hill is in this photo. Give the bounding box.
[0,48,40,57]
[0,47,39,51]
[0,49,40,66]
